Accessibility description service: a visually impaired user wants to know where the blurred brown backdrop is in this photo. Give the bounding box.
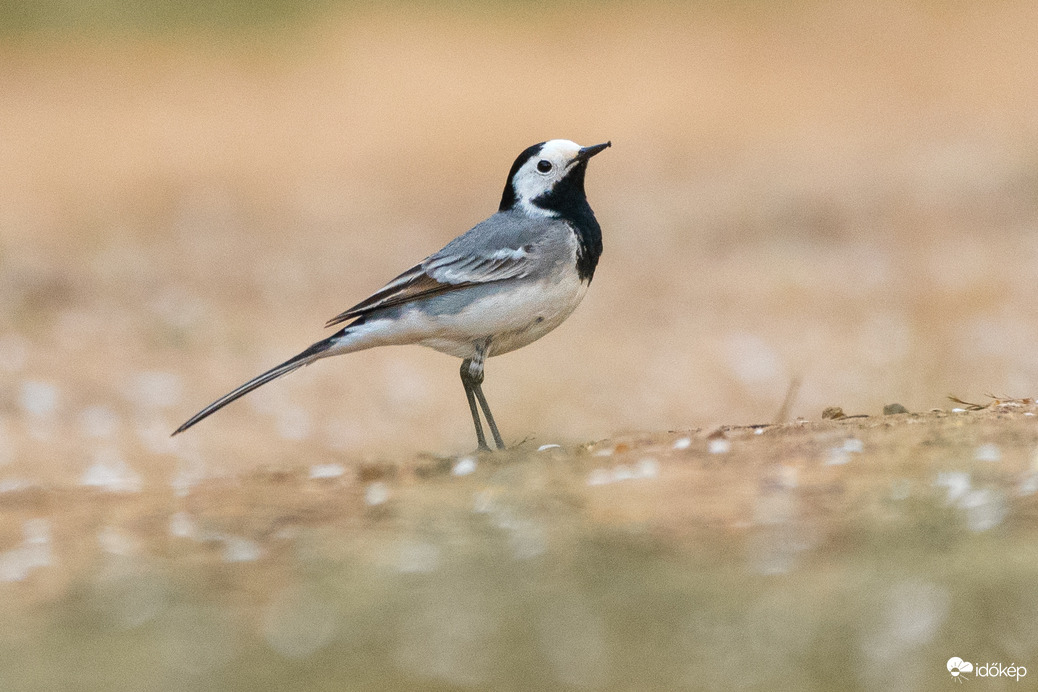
[2,1,1038,471]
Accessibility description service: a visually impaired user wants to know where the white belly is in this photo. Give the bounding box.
[330,273,589,361]
[420,274,589,358]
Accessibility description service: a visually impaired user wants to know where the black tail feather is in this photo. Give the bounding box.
[172,336,336,436]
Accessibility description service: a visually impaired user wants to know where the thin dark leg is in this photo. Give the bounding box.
[472,384,505,450]
[461,359,490,451]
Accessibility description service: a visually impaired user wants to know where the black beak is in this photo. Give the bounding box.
[575,141,611,163]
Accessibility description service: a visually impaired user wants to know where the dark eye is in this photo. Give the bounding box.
[536,160,553,173]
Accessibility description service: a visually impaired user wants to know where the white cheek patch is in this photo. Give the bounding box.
[511,164,554,205]
[509,139,584,212]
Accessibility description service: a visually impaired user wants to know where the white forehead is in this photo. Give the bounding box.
[537,139,582,161]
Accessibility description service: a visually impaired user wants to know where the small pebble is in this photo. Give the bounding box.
[80,451,143,493]
[588,460,659,485]
[612,465,635,481]
[672,437,692,450]
[0,479,30,493]
[708,438,731,454]
[452,457,477,476]
[308,463,345,479]
[935,471,971,503]
[365,482,389,506]
[636,458,659,479]
[962,489,1008,532]
[169,512,196,539]
[0,520,53,582]
[537,443,561,452]
[19,381,59,417]
[223,537,263,563]
[883,403,908,415]
[1018,474,1038,496]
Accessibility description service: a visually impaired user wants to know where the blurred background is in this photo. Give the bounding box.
[4,1,1038,690]
[3,1,1038,464]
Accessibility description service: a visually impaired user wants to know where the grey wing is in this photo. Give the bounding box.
[325,212,564,327]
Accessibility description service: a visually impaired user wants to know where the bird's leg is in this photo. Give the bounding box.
[460,358,490,451]
[462,339,505,450]
[473,384,505,450]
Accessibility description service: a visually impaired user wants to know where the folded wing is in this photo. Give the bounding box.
[325,243,539,328]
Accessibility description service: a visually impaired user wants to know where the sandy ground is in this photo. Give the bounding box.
[1,402,1038,689]
[2,1,1038,689]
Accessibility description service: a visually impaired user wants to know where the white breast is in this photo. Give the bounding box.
[418,271,589,358]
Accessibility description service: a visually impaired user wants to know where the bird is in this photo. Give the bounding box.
[173,139,611,450]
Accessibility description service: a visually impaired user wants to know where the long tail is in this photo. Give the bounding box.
[172,335,339,436]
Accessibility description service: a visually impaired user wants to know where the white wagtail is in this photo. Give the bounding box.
[173,139,611,450]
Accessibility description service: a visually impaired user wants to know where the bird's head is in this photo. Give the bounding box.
[500,139,610,216]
